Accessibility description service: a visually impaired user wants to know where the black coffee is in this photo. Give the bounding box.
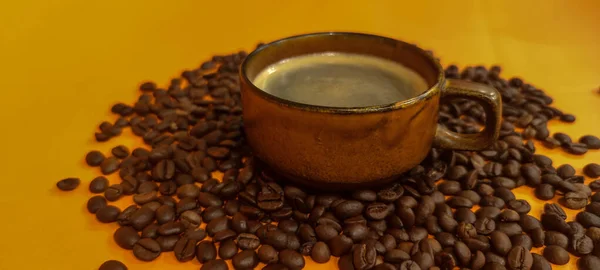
[253,52,428,107]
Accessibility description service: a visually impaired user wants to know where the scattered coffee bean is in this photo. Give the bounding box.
[86,151,105,167]
[543,245,570,265]
[232,250,259,269]
[584,163,600,178]
[56,177,80,191]
[99,260,127,270]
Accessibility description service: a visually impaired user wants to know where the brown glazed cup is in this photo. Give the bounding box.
[240,32,501,189]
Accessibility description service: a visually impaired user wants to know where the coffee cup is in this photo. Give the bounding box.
[240,32,501,188]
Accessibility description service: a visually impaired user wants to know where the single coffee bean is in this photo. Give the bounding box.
[578,255,600,270]
[89,176,109,193]
[232,249,259,270]
[531,253,551,270]
[195,240,217,263]
[490,231,512,256]
[584,163,600,178]
[343,223,368,243]
[180,210,201,228]
[133,191,158,205]
[111,145,130,159]
[329,234,353,256]
[99,260,128,270]
[130,206,155,230]
[562,191,588,209]
[173,236,197,262]
[101,157,120,175]
[334,200,364,220]
[104,184,124,202]
[570,234,594,256]
[580,135,600,149]
[578,211,600,228]
[543,245,570,265]
[96,205,120,223]
[87,195,107,213]
[399,260,421,270]
[586,227,600,242]
[535,184,555,200]
[258,244,279,264]
[474,217,496,235]
[200,259,227,270]
[308,241,330,264]
[236,233,260,250]
[512,234,533,251]
[365,202,389,220]
[86,150,105,167]
[353,243,376,270]
[541,213,571,234]
[56,177,80,191]
[141,223,159,239]
[218,239,238,260]
[113,226,140,250]
[132,238,161,261]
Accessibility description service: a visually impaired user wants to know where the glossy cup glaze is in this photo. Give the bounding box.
[240,32,501,189]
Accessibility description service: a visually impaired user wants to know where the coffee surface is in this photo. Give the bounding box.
[252,52,429,107]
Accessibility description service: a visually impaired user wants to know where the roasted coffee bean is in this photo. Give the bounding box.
[562,191,588,209]
[476,207,501,220]
[511,234,532,251]
[96,205,121,223]
[506,246,532,270]
[578,212,600,228]
[86,150,105,167]
[399,260,421,270]
[137,181,158,194]
[132,238,161,261]
[455,208,477,223]
[56,177,80,191]
[217,239,238,260]
[89,176,109,193]
[535,184,555,200]
[329,234,353,256]
[531,254,551,270]
[570,234,594,256]
[584,163,600,178]
[130,206,155,230]
[415,196,435,225]
[365,202,389,220]
[133,191,158,205]
[101,157,120,175]
[111,145,130,159]
[343,223,368,242]
[545,231,569,248]
[197,192,223,207]
[258,244,279,264]
[507,200,531,214]
[353,243,377,270]
[490,231,512,256]
[521,164,541,186]
[543,245,570,265]
[173,236,197,262]
[234,233,259,250]
[520,215,542,232]
[87,195,107,214]
[586,227,600,242]
[485,251,506,267]
[200,259,227,270]
[141,223,159,239]
[232,250,259,270]
[334,200,364,220]
[297,240,324,264]
[158,181,177,196]
[195,240,217,263]
[114,226,140,250]
[578,255,600,270]
[580,135,600,149]
[99,260,127,270]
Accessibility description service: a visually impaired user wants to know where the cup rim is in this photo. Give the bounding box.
[240,32,444,114]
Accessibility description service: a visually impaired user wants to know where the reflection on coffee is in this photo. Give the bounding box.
[252,52,429,107]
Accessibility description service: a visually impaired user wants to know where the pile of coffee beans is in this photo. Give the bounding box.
[57,46,600,270]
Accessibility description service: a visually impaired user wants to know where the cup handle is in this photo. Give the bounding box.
[433,79,502,151]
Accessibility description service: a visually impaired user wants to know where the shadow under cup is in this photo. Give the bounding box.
[240,32,500,189]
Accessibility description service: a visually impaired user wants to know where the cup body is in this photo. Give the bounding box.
[240,32,446,188]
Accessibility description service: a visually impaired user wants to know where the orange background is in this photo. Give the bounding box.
[0,0,599,269]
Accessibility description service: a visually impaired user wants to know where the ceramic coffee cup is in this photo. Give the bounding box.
[240,32,501,188]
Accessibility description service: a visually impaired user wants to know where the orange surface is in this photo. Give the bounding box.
[0,1,599,269]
